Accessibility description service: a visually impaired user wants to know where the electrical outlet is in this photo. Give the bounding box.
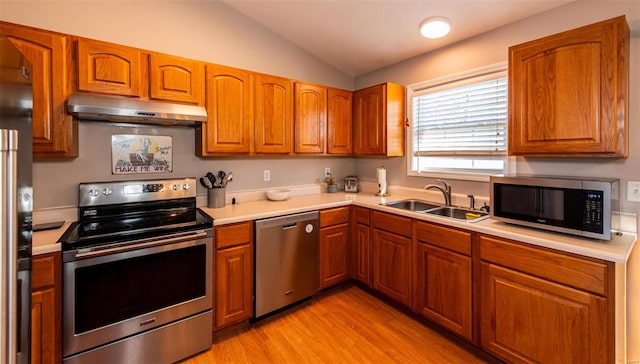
[324,168,331,177]
[263,170,271,182]
[627,181,640,202]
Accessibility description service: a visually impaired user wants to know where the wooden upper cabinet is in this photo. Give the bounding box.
[254,73,293,154]
[294,82,326,154]
[149,52,204,105]
[294,83,352,155]
[327,88,352,154]
[76,38,144,97]
[197,64,252,156]
[353,82,405,156]
[508,16,629,157]
[0,22,78,158]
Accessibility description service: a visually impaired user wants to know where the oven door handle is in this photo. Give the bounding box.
[74,230,209,259]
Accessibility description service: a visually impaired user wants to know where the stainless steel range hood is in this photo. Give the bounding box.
[67,94,207,126]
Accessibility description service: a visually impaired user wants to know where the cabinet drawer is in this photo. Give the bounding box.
[354,206,370,225]
[319,207,350,227]
[371,211,412,237]
[415,221,471,256]
[215,221,253,249]
[32,254,57,290]
[479,235,609,296]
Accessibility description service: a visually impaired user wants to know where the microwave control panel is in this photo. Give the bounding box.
[583,191,603,231]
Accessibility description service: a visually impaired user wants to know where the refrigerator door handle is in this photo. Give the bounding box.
[1,129,20,364]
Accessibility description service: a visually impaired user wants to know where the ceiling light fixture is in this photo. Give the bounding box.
[420,17,450,39]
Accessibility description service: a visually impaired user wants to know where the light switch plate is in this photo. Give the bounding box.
[627,181,640,202]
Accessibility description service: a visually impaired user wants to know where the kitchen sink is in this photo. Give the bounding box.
[425,206,489,222]
[381,199,441,212]
[381,199,489,222]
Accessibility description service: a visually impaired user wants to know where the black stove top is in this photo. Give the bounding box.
[59,207,212,251]
[59,178,213,251]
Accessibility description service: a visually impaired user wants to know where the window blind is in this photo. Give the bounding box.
[412,76,507,156]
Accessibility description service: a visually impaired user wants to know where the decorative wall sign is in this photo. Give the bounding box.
[111,134,173,174]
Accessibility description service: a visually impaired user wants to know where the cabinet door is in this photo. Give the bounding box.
[31,288,56,364]
[215,244,253,329]
[31,253,61,364]
[353,222,371,286]
[480,262,608,363]
[327,88,352,154]
[372,229,411,306]
[415,243,471,340]
[198,64,252,155]
[508,16,628,157]
[353,82,404,156]
[254,74,293,154]
[77,38,144,97]
[294,82,326,154]
[149,53,204,105]
[319,223,350,289]
[0,22,78,157]
[353,84,385,155]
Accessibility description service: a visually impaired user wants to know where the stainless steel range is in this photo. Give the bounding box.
[58,177,213,364]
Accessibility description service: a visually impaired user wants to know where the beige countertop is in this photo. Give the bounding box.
[33,190,637,263]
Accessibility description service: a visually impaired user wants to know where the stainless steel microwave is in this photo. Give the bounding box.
[490,175,619,240]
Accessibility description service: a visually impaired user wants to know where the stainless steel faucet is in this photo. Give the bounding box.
[424,179,451,206]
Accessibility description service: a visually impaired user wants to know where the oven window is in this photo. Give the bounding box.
[74,244,206,334]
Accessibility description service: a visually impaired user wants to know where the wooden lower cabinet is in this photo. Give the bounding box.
[414,221,472,340]
[351,206,372,286]
[319,207,351,289]
[479,234,611,363]
[31,252,62,364]
[371,211,412,306]
[214,221,254,330]
[480,263,607,363]
[353,220,371,286]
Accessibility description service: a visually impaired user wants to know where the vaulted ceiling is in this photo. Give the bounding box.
[222,0,574,77]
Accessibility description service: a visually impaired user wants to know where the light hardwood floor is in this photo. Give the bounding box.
[181,285,492,363]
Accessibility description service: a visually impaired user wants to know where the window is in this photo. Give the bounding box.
[407,63,511,181]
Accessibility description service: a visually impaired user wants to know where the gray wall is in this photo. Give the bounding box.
[0,0,352,89]
[354,1,640,215]
[0,0,356,209]
[1,0,639,215]
[35,122,354,208]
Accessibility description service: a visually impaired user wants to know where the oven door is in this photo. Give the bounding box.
[62,230,212,358]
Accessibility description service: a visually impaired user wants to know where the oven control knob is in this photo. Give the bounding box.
[88,188,100,197]
[102,188,113,196]
[172,184,181,191]
[183,183,191,191]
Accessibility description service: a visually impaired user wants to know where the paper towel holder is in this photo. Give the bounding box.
[376,165,391,196]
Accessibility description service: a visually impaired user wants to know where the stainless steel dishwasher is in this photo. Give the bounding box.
[254,211,319,318]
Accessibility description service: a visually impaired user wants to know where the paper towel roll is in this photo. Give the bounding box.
[376,166,387,196]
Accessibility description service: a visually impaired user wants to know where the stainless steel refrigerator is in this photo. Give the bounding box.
[1,32,33,364]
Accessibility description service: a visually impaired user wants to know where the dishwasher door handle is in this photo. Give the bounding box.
[282,223,298,230]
